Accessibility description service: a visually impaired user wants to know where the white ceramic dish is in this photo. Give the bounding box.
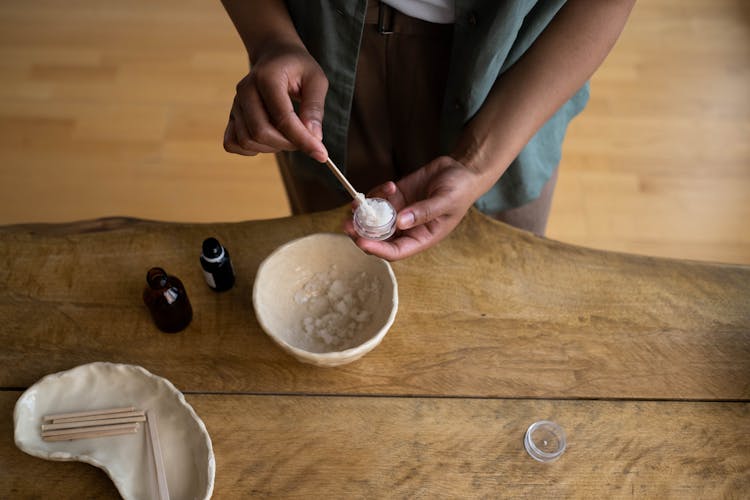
[14,362,215,500]
[253,233,398,367]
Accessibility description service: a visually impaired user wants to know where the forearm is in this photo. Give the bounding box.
[221,0,305,63]
[453,0,635,188]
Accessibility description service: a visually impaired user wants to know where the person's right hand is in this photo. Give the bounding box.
[223,42,329,162]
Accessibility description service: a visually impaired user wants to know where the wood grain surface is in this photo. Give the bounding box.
[2,393,748,498]
[1,209,748,399]
[2,1,749,496]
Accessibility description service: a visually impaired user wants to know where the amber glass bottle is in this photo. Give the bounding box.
[143,267,193,333]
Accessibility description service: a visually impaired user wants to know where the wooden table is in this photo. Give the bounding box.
[1,208,749,497]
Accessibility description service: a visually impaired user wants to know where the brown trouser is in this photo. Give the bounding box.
[278,1,557,235]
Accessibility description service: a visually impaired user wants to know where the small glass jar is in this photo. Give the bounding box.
[524,420,566,463]
[353,197,397,241]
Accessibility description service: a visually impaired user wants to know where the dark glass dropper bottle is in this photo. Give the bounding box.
[200,237,235,292]
[143,267,193,333]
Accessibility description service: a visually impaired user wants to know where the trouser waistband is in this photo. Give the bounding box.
[365,1,453,35]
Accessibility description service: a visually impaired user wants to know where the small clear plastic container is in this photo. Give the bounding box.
[524,420,566,463]
[353,197,397,241]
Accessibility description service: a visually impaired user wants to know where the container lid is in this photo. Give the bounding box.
[524,420,566,463]
[146,267,169,289]
[202,237,223,259]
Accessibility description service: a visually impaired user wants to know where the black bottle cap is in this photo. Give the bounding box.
[146,267,169,289]
[202,237,223,259]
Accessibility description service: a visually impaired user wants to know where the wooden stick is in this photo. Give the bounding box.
[146,411,170,500]
[51,410,145,424]
[42,425,139,442]
[42,422,139,437]
[43,406,136,422]
[42,415,146,431]
[325,157,361,200]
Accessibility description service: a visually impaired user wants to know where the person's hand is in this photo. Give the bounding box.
[223,42,329,162]
[344,156,488,261]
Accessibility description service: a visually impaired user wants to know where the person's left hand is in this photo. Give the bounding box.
[343,156,488,261]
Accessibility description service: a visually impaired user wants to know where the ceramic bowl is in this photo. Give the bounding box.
[14,362,214,500]
[253,233,398,367]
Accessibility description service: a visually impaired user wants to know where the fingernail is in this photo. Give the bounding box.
[399,212,415,228]
[307,120,323,141]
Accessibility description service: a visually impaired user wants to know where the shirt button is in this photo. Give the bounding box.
[453,99,462,111]
[467,12,477,25]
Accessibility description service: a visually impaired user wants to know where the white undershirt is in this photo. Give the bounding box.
[381,0,456,24]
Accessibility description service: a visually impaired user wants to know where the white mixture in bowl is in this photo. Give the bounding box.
[291,264,382,350]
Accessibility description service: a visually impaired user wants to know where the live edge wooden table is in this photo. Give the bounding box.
[1,208,748,498]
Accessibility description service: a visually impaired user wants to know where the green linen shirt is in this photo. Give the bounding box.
[284,0,589,212]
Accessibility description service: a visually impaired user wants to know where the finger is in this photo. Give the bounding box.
[354,232,429,261]
[238,90,297,151]
[231,106,279,154]
[298,71,328,141]
[342,217,357,239]
[366,181,398,200]
[367,181,411,214]
[258,75,328,162]
[397,194,453,230]
[223,119,258,156]
[223,116,234,147]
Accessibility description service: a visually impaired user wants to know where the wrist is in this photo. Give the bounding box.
[451,133,485,175]
[249,35,307,65]
[222,0,307,65]
[450,131,510,191]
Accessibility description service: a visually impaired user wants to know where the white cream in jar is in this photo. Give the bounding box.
[353,195,397,241]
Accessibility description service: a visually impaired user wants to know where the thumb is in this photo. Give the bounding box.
[299,70,328,141]
[397,193,453,230]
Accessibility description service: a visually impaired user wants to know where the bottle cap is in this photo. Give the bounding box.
[146,267,169,289]
[202,237,223,259]
[524,420,566,463]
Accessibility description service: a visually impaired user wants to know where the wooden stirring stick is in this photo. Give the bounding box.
[41,406,144,442]
[325,157,362,201]
[146,411,170,500]
[42,415,145,431]
[43,425,139,442]
[51,410,145,424]
[43,406,136,422]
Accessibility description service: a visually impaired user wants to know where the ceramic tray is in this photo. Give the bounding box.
[14,362,215,499]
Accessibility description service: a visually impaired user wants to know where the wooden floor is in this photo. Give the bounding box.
[0,0,748,264]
